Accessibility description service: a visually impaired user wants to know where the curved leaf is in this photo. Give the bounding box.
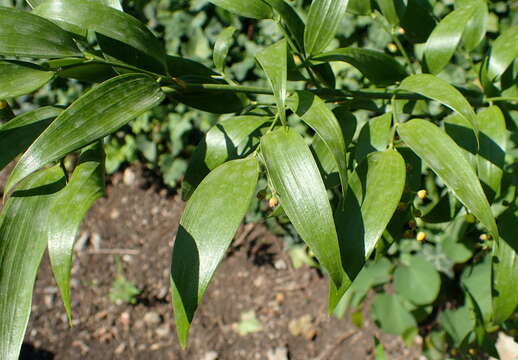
[0,61,54,99]
[0,6,80,58]
[261,128,345,288]
[394,254,441,305]
[488,26,518,81]
[0,166,66,360]
[263,0,305,52]
[5,74,164,196]
[375,0,405,25]
[313,48,407,86]
[355,113,392,162]
[456,0,487,52]
[213,27,236,73]
[171,157,259,347]
[208,0,272,19]
[47,58,116,83]
[304,0,349,57]
[288,91,348,194]
[48,142,105,321]
[423,6,474,74]
[0,107,62,171]
[397,119,498,238]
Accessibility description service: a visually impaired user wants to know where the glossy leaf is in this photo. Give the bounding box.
[397,119,498,238]
[48,143,105,321]
[375,0,405,25]
[313,48,407,86]
[256,40,287,124]
[0,7,80,58]
[0,107,62,171]
[394,254,441,305]
[5,74,164,196]
[399,74,477,131]
[213,27,236,73]
[261,128,345,288]
[0,61,54,99]
[0,166,66,360]
[288,91,348,194]
[488,26,518,81]
[304,0,349,56]
[423,6,474,74]
[355,113,392,162]
[182,115,271,200]
[263,0,305,52]
[456,0,487,51]
[171,158,259,347]
[208,0,272,19]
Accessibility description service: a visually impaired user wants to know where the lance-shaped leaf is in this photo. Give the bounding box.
[304,0,349,57]
[34,0,166,72]
[0,61,54,99]
[213,27,236,73]
[488,26,518,81]
[48,142,105,321]
[493,207,518,324]
[288,91,348,194]
[456,0,487,52]
[330,150,406,309]
[313,48,407,86]
[263,0,305,52]
[397,119,498,238]
[261,128,345,288]
[0,7,80,58]
[400,0,435,43]
[256,40,287,124]
[171,158,259,347]
[0,107,62,171]
[355,113,392,162]
[347,0,372,15]
[399,74,478,132]
[182,115,272,200]
[423,6,475,74]
[209,0,272,19]
[5,74,164,196]
[0,166,66,360]
[375,0,405,25]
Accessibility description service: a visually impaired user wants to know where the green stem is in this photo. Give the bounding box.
[486,96,518,103]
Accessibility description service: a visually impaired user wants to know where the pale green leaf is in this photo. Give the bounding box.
[488,26,518,81]
[213,27,236,73]
[372,294,417,336]
[394,254,440,305]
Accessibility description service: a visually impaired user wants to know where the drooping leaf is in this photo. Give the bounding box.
[288,91,348,194]
[213,27,236,73]
[0,61,54,99]
[171,158,259,347]
[182,115,272,200]
[263,0,305,52]
[371,294,417,336]
[48,142,105,321]
[355,113,392,162]
[5,74,164,196]
[423,6,475,74]
[487,26,518,81]
[400,0,435,43]
[394,254,441,305]
[208,0,272,19]
[397,119,498,238]
[304,0,349,57]
[0,107,62,171]
[456,0,487,52]
[313,48,407,86]
[399,74,478,132]
[0,166,66,360]
[256,40,287,124]
[375,0,405,25]
[261,128,345,288]
[0,6,80,58]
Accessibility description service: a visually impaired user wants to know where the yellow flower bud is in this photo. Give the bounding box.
[417,189,427,200]
[416,232,426,242]
[479,233,489,241]
[269,197,279,208]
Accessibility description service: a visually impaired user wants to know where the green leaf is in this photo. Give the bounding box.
[375,0,405,25]
[0,61,54,99]
[423,6,475,74]
[371,294,417,336]
[261,128,345,288]
[400,0,435,43]
[5,74,164,196]
[399,74,478,132]
[397,119,498,238]
[263,0,305,52]
[347,0,372,15]
[256,40,287,124]
[455,0,487,52]
[0,107,62,171]
[374,337,387,360]
[0,166,67,360]
[439,305,475,347]
[47,58,116,83]
[493,207,518,324]
[355,113,392,162]
[313,48,407,86]
[208,0,272,19]
[304,0,349,57]
[34,0,166,72]
[48,142,105,321]
[288,91,348,194]
[182,115,271,200]
[171,158,259,347]
[461,254,492,325]
[394,254,441,305]
[213,27,236,73]
[488,26,518,81]
[0,6,80,58]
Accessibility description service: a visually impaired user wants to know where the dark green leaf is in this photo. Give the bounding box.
[0,6,80,58]
[394,254,441,305]
[375,0,405,25]
[5,74,164,196]
[313,48,407,86]
[171,158,259,347]
[47,58,116,83]
[397,119,498,238]
[304,0,349,56]
[0,61,54,99]
[400,0,435,43]
[213,27,236,73]
[208,0,272,19]
[263,0,305,52]
[488,26,518,81]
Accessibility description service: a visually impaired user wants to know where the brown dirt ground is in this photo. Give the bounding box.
[2,165,421,360]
